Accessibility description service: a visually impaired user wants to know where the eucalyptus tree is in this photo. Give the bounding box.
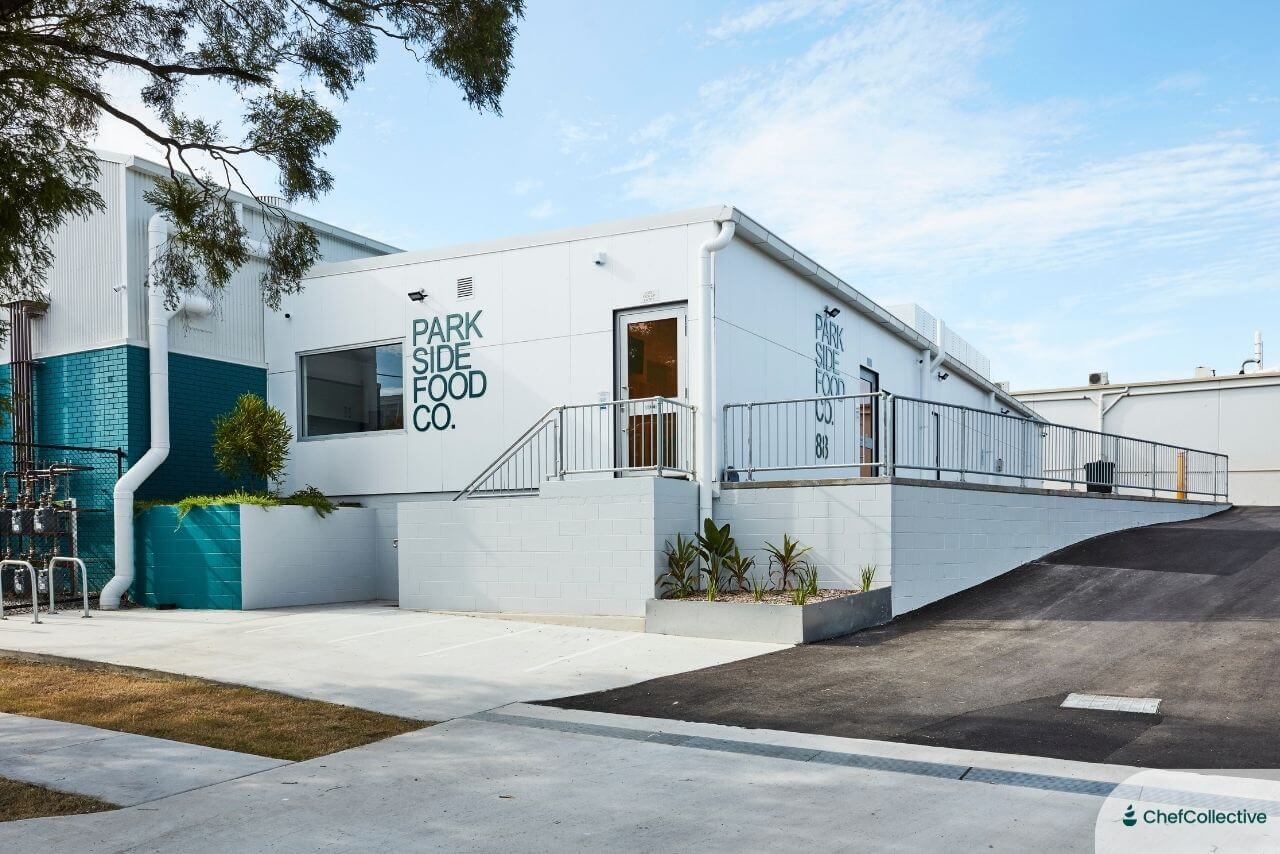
[0,0,523,307]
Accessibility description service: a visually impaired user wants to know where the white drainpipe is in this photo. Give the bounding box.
[921,320,947,398]
[101,214,212,609]
[696,221,736,527]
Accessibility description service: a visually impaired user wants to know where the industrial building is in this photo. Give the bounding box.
[1016,338,1279,505]
[2,168,1231,623]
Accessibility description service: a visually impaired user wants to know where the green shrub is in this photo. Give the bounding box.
[764,534,812,592]
[749,575,767,602]
[659,534,700,599]
[696,518,735,601]
[212,393,292,492]
[136,484,337,523]
[723,546,756,593]
[859,564,877,593]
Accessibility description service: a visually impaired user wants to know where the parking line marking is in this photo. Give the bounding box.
[416,626,540,657]
[244,611,395,634]
[329,616,464,644]
[523,634,638,672]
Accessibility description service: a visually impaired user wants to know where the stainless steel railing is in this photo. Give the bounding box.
[722,392,888,481]
[721,392,1228,500]
[455,397,696,499]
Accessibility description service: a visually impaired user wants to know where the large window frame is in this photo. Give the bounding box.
[297,339,405,441]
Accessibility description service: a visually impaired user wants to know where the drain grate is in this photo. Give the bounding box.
[1062,693,1161,714]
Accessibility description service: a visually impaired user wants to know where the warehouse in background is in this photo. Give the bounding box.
[1016,332,1278,505]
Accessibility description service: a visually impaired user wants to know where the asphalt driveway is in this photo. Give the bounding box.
[548,506,1280,768]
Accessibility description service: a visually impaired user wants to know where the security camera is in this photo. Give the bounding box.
[593,251,607,266]
[824,305,841,318]
[937,371,950,381]
[407,289,427,302]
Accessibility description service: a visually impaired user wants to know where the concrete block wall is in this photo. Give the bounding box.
[888,483,1226,614]
[398,477,698,617]
[239,505,376,609]
[134,505,242,609]
[715,483,892,591]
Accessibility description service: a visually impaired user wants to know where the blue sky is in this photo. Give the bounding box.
[97,0,1280,389]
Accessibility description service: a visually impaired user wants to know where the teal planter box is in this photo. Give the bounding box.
[134,506,243,610]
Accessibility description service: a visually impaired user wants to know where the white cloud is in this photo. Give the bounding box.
[557,119,610,155]
[528,199,558,220]
[623,1,1280,287]
[512,178,542,196]
[604,151,659,176]
[1155,70,1208,94]
[707,0,860,41]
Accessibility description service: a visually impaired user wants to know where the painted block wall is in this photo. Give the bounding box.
[134,504,377,610]
[10,344,265,499]
[717,479,1226,616]
[239,505,376,609]
[134,505,242,609]
[715,482,893,591]
[887,483,1227,614]
[398,477,697,617]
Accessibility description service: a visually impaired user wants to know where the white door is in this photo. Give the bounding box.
[615,305,688,471]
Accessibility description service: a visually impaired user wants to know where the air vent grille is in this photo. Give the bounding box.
[457,277,474,300]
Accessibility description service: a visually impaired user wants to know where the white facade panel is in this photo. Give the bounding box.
[1018,374,1280,505]
[239,505,378,609]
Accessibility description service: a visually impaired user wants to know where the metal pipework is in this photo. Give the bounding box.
[0,560,40,623]
[48,557,90,618]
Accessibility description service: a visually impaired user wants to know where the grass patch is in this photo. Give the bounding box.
[0,657,425,761]
[135,485,342,520]
[0,777,114,823]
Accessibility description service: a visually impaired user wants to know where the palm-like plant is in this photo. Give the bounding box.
[764,534,813,592]
[658,534,700,599]
[696,518,736,601]
[723,546,756,593]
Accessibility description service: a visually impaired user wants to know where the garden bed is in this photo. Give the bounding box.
[646,586,892,645]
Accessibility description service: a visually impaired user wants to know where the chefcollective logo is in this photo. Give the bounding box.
[1097,771,1280,853]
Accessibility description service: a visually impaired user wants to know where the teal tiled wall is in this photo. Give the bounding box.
[19,345,267,498]
[133,505,242,609]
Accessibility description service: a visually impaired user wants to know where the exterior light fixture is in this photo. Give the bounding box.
[407,289,428,302]
[824,305,841,317]
[937,371,950,381]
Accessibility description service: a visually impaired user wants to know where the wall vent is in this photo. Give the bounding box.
[456,277,474,300]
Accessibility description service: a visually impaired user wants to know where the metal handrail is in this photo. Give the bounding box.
[0,560,40,623]
[48,557,91,618]
[455,396,697,500]
[720,391,1229,501]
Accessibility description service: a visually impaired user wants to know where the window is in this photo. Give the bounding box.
[301,343,403,437]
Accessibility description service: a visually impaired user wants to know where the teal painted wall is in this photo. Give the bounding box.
[19,345,267,499]
[133,505,242,609]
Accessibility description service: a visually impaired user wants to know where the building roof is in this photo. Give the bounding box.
[304,204,1034,416]
[95,149,402,255]
[1016,369,1280,397]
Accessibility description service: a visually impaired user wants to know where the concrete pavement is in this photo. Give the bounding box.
[0,704,1117,852]
[0,603,783,720]
[0,712,286,806]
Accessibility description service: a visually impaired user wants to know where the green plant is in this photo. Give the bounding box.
[659,534,701,599]
[696,518,736,601]
[135,484,337,525]
[212,393,293,492]
[764,534,813,592]
[723,547,756,593]
[749,575,767,602]
[797,565,820,598]
[790,585,809,606]
[859,564,877,593]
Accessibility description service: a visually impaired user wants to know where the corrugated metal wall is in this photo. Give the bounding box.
[9,154,394,367]
[19,160,127,362]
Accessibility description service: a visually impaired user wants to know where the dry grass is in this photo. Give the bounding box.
[0,777,115,822]
[0,657,426,761]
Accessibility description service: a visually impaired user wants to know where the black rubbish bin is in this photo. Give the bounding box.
[1084,460,1116,494]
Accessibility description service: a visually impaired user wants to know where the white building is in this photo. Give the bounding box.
[1016,350,1280,506]
[264,206,1227,615]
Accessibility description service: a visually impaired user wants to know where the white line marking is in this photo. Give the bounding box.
[524,634,638,672]
[243,611,395,634]
[329,616,463,644]
[416,626,540,658]
[1062,693,1161,714]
